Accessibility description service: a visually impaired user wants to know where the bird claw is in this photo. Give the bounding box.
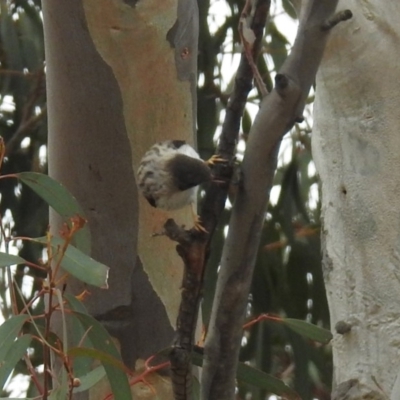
[206,154,228,166]
[194,215,208,234]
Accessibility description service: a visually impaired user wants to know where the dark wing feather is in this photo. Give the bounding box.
[167,154,212,191]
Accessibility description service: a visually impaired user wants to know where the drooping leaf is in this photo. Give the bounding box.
[63,294,92,378]
[71,312,131,400]
[0,252,26,267]
[68,347,128,374]
[0,334,32,390]
[48,366,68,400]
[236,362,299,399]
[33,236,108,288]
[16,172,90,253]
[283,318,333,344]
[72,365,106,393]
[64,292,89,314]
[0,315,29,361]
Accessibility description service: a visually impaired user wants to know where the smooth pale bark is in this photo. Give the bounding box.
[83,0,199,327]
[312,1,400,398]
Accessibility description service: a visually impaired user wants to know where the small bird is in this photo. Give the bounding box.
[137,140,222,231]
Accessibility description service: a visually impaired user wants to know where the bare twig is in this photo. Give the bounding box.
[321,9,353,31]
[238,0,269,97]
[201,1,352,399]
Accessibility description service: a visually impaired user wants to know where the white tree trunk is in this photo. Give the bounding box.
[312,1,400,398]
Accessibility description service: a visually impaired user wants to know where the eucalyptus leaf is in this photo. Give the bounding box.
[283,318,333,344]
[0,315,29,361]
[33,236,108,288]
[0,334,32,390]
[71,312,131,400]
[0,252,26,267]
[73,365,106,393]
[16,172,90,253]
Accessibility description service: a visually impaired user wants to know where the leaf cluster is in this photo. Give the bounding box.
[0,165,132,399]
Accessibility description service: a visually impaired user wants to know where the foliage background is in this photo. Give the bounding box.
[0,0,331,399]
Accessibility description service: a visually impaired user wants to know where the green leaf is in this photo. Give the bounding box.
[283,318,333,344]
[68,347,128,374]
[192,350,299,399]
[63,294,93,377]
[48,366,68,400]
[64,293,89,314]
[0,315,29,361]
[0,252,26,267]
[73,365,106,393]
[33,237,108,288]
[0,334,32,390]
[71,312,131,400]
[236,362,299,399]
[16,172,91,253]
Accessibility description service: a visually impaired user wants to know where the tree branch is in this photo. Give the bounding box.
[167,1,271,399]
[166,219,207,400]
[201,2,352,399]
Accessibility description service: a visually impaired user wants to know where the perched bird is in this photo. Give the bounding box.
[137,140,221,230]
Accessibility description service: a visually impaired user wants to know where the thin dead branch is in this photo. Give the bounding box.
[238,0,269,97]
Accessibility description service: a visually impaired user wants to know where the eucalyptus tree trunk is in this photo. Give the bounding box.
[312,2,400,398]
[42,0,197,398]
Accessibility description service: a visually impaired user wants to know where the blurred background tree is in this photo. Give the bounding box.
[0,1,331,399]
[0,1,47,396]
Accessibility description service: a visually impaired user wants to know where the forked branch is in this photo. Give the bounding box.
[201,2,352,399]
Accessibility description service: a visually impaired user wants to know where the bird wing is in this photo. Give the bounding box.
[166,154,212,191]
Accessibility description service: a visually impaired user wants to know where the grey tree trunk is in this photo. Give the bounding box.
[312,1,400,398]
[42,0,174,380]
